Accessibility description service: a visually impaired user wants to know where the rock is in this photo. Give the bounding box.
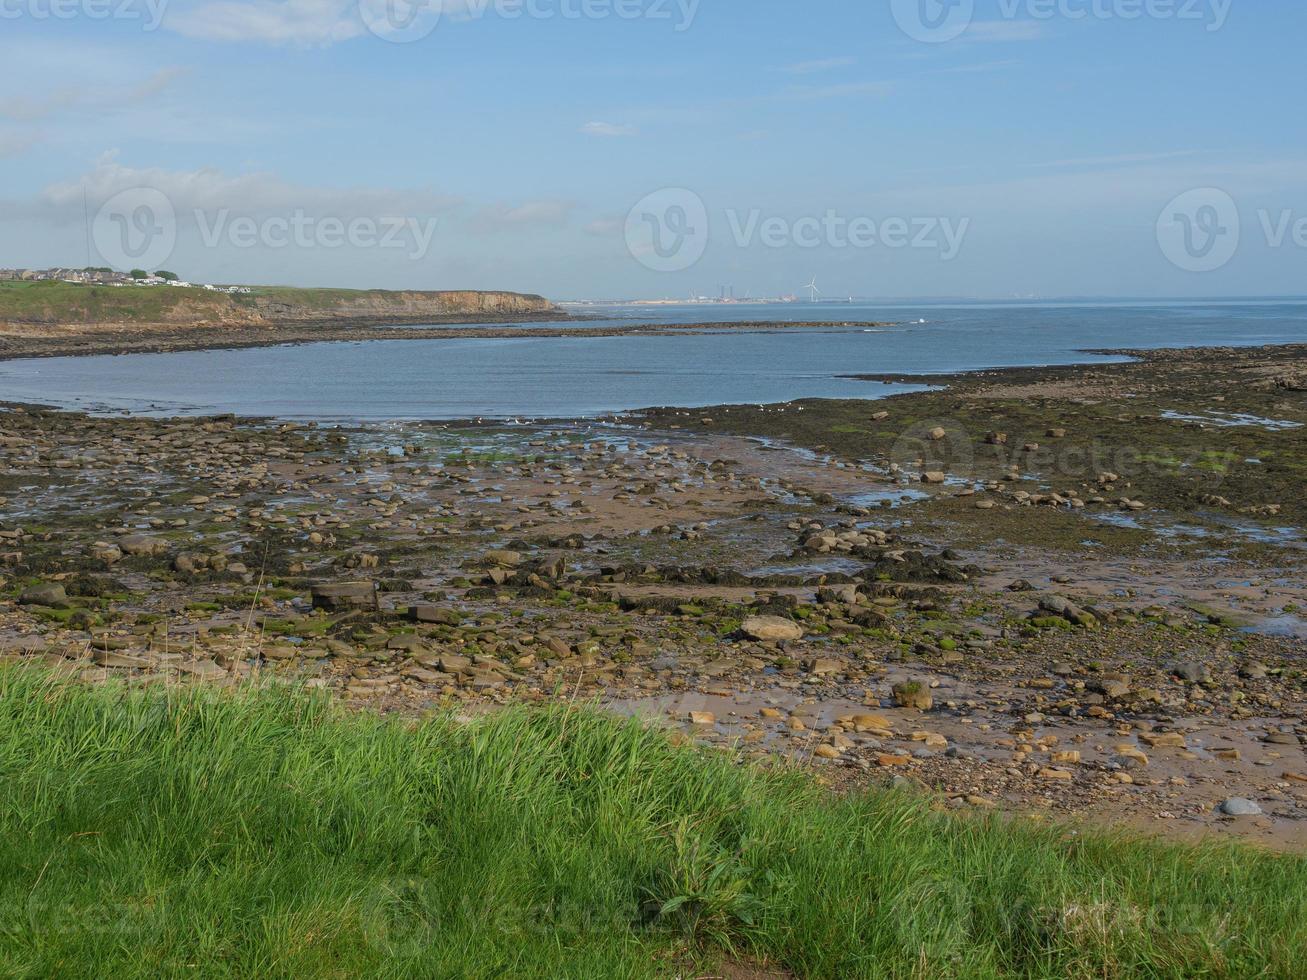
[466,670,505,691]
[817,584,859,605]
[911,731,948,750]
[840,713,893,733]
[1038,594,1096,627]
[311,581,378,612]
[1218,798,1263,817]
[1093,678,1131,699]
[409,605,462,626]
[928,427,947,441]
[90,543,124,564]
[91,651,154,668]
[1114,746,1149,769]
[1171,662,1211,684]
[543,635,573,657]
[688,711,716,726]
[403,666,448,684]
[921,471,947,484]
[1140,732,1187,749]
[484,550,524,567]
[892,681,933,712]
[173,553,208,575]
[813,744,841,759]
[741,615,804,642]
[323,639,357,659]
[1264,732,1300,746]
[19,583,69,608]
[179,660,228,680]
[386,634,428,653]
[118,534,168,557]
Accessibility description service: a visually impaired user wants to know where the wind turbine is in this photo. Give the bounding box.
[804,277,821,303]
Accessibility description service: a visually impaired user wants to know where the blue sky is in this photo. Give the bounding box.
[2,0,1304,299]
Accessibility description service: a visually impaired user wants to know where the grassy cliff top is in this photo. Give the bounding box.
[0,280,552,326]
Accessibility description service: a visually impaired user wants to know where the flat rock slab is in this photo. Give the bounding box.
[311,582,378,612]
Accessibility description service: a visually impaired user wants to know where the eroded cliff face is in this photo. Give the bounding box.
[0,288,557,333]
[246,290,556,322]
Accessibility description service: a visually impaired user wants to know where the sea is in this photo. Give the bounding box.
[2,299,1305,420]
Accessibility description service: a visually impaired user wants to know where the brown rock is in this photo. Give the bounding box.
[741,615,804,642]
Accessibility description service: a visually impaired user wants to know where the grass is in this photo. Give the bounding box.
[0,666,1304,978]
[0,280,231,324]
[0,280,550,327]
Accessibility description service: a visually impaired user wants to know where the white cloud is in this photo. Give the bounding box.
[164,0,362,45]
[0,131,38,159]
[934,59,1020,74]
[783,80,894,101]
[34,153,460,222]
[963,20,1046,42]
[163,0,491,45]
[886,157,1307,214]
[0,68,185,122]
[779,56,856,75]
[583,217,622,236]
[1026,151,1207,169]
[467,200,574,234]
[580,121,639,138]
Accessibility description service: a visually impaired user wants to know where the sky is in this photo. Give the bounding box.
[1,0,1304,300]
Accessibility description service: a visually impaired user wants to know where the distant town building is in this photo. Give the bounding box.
[0,268,249,293]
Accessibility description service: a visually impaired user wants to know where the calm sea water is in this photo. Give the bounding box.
[2,300,1304,420]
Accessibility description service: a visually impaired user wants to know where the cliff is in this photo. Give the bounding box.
[0,282,558,330]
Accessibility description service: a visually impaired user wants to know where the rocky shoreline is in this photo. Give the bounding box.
[0,318,892,361]
[1,343,1304,847]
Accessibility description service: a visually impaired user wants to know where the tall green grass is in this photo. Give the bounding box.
[0,665,1303,978]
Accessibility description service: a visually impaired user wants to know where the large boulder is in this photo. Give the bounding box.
[892,680,933,712]
[118,534,169,558]
[19,583,69,608]
[741,615,804,642]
